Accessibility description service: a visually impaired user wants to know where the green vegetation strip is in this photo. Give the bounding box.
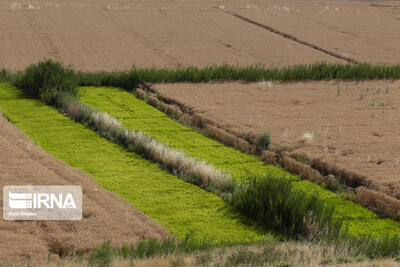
[0,83,268,244]
[79,86,400,237]
[74,63,400,84]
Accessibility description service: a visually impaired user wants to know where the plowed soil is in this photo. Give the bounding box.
[1,0,399,72]
[0,112,169,263]
[153,80,400,200]
[0,0,350,72]
[224,0,400,65]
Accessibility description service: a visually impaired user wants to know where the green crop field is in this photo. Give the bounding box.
[78,86,400,237]
[0,83,269,244]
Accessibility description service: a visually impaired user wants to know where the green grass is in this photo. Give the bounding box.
[75,63,400,85]
[0,82,270,244]
[78,86,400,237]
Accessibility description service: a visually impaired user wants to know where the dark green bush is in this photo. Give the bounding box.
[76,71,140,92]
[12,60,78,106]
[254,132,270,153]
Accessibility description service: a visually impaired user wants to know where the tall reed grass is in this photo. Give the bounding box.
[230,175,341,239]
[77,63,400,84]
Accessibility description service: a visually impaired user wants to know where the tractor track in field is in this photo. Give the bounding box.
[215,7,362,65]
[22,11,62,61]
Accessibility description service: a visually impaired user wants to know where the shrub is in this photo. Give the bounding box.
[254,132,270,153]
[12,60,78,107]
[229,175,341,238]
[76,71,140,91]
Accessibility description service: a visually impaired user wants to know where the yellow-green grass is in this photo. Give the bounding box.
[0,83,269,244]
[78,86,400,237]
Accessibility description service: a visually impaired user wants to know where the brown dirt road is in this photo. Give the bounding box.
[154,80,400,201]
[0,112,169,263]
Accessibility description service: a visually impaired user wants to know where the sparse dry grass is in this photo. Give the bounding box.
[12,239,400,267]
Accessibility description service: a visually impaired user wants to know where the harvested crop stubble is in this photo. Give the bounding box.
[78,86,400,237]
[0,83,269,244]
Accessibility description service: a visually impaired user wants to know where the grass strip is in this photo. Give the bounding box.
[0,82,269,244]
[78,86,400,238]
[75,63,400,85]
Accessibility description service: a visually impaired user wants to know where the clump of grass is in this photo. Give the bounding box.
[88,234,212,266]
[329,233,400,259]
[88,241,113,267]
[229,175,341,238]
[254,131,270,153]
[325,175,346,193]
[296,154,309,164]
[371,99,375,106]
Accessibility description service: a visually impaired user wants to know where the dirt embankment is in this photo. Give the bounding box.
[0,112,169,263]
[149,81,400,218]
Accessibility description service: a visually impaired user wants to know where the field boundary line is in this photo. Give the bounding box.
[215,8,362,65]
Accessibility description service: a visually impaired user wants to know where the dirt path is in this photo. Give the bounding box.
[153,80,400,201]
[0,112,169,263]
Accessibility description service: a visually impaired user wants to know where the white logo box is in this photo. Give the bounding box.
[3,186,82,220]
